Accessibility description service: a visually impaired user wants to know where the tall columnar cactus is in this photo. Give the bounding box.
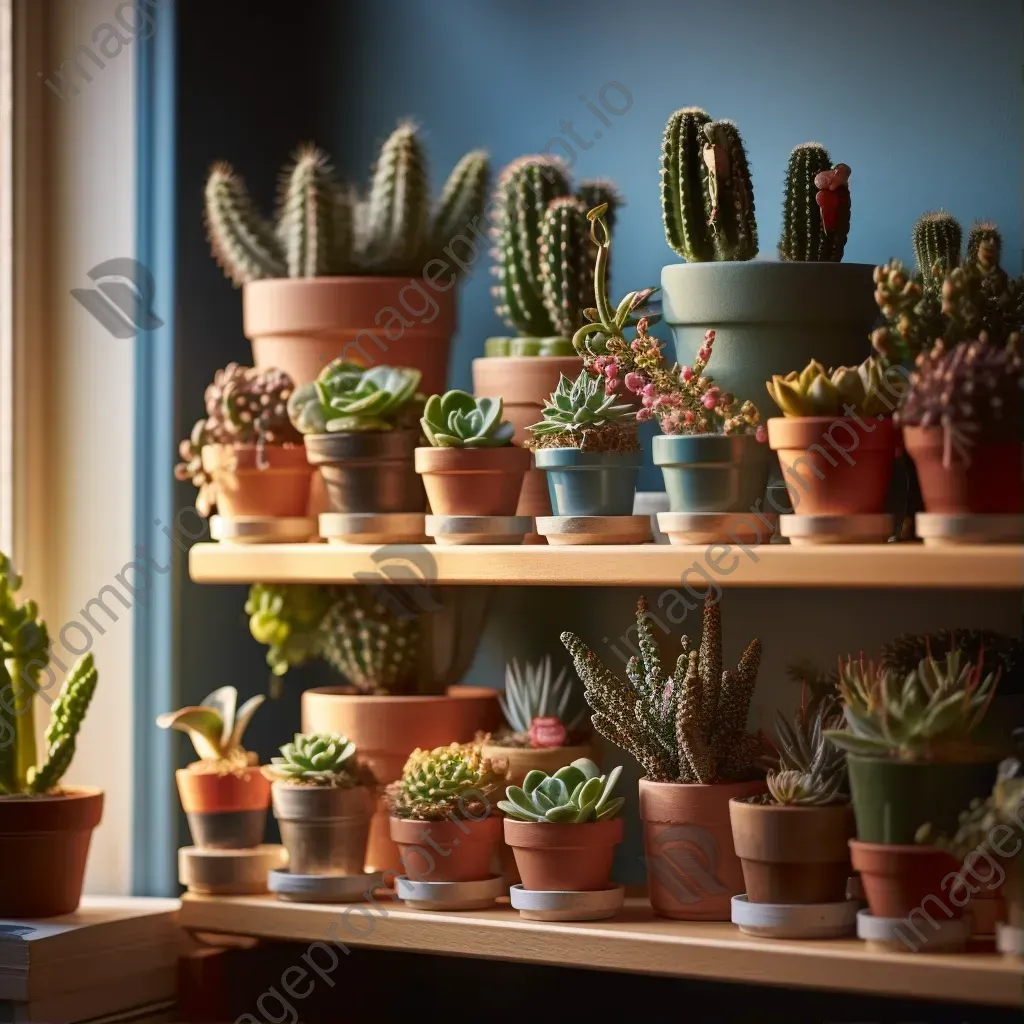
[430,149,491,255]
[912,211,962,280]
[779,143,850,262]
[540,197,592,339]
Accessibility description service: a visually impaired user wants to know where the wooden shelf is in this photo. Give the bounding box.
[178,894,1021,1007]
[188,542,1022,589]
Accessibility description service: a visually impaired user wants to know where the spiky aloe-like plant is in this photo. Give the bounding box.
[156,686,265,767]
[913,210,962,281]
[562,594,765,784]
[205,126,489,284]
[766,696,847,806]
[778,144,850,262]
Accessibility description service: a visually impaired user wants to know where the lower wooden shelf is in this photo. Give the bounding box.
[178,894,1022,1007]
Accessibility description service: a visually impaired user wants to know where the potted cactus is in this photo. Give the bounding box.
[658,116,875,410]
[386,742,507,884]
[174,363,310,520]
[562,594,768,921]
[262,733,376,876]
[156,686,269,849]
[499,758,625,894]
[825,651,1001,921]
[287,361,425,518]
[205,128,489,390]
[0,555,102,917]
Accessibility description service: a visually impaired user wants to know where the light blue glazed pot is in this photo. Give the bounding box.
[534,449,642,516]
[652,434,770,513]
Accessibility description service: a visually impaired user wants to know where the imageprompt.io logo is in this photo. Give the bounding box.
[71,258,163,338]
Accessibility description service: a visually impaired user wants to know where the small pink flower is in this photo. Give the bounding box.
[604,364,617,379]
[698,347,711,362]
[631,339,642,352]
[636,407,653,422]
[605,380,617,395]
[683,411,695,424]
[706,386,721,399]
[641,394,654,408]
[680,365,694,381]
[642,382,656,397]
[702,394,718,410]
[755,425,768,443]
[704,329,716,345]
[624,372,645,394]
[593,356,607,372]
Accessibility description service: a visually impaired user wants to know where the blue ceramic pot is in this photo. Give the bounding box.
[653,434,770,513]
[534,448,642,516]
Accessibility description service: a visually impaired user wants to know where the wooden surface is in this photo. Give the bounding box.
[178,894,1023,1007]
[188,542,1023,588]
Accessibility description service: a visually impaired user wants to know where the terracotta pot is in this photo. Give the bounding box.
[390,814,502,882]
[504,817,623,891]
[414,446,531,517]
[767,416,897,515]
[638,777,767,920]
[303,431,424,514]
[271,781,374,876]
[849,840,965,920]
[302,686,502,874]
[0,787,104,917]
[729,798,855,904]
[243,277,456,390]
[902,425,1022,514]
[175,765,271,849]
[201,444,313,519]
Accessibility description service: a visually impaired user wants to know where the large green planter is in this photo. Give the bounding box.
[652,434,770,513]
[534,449,641,516]
[847,754,999,845]
[660,263,877,411]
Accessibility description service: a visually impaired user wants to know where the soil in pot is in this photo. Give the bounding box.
[902,426,1022,514]
[729,798,855,904]
[201,444,313,519]
[533,449,642,517]
[639,777,767,921]
[415,446,531,517]
[271,782,375,876]
[505,817,623,891]
[176,765,271,849]
[849,840,965,920]
[304,431,423,514]
[767,416,897,515]
[0,787,104,917]
[653,434,770,513]
[391,814,502,883]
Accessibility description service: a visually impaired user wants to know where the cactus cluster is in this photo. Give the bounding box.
[420,390,515,448]
[494,656,587,746]
[562,594,766,784]
[264,732,372,787]
[779,145,851,262]
[490,156,622,345]
[385,742,507,821]
[766,357,894,418]
[766,696,847,806]
[498,759,624,823]
[205,127,489,285]
[881,629,1023,696]
[527,370,637,452]
[156,685,265,767]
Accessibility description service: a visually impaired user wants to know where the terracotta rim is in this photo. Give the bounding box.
[503,817,624,850]
[638,777,767,820]
[390,814,502,844]
[767,415,897,452]
[414,446,532,473]
[201,443,310,472]
[175,766,271,814]
[0,786,104,832]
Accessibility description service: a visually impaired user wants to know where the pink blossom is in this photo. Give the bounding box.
[642,382,656,397]
[636,407,653,422]
[697,347,711,362]
[624,372,645,394]
[630,339,642,352]
[706,386,721,399]
[641,394,654,408]
[755,425,768,443]
[702,394,718,410]
[604,364,617,379]
[683,411,695,424]
[593,356,607,372]
[680,365,693,381]
[704,329,716,345]
[604,380,618,396]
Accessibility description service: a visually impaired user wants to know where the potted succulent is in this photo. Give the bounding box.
[498,758,625,892]
[825,651,1001,921]
[205,128,489,389]
[658,116,875,409]
[262,733,376,876]
[386,742,507,883]
[287,361,425,517]
[0,555,102,917]
[174,363,310,520]
[562,593,768,921]
[156,686,269,849]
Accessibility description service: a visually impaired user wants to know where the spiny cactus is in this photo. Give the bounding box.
[913,211,962,280]
[498,759,624,822]
[265,733,366,786]
[420,390,515,447]
[562,594,765,784]
[881,629,1023,696]
[778,144,850,262]
[767,696,847,806]
[765,357,893,417]
[540,197,592,339]
[385,742,506,821]
[526,370,637,452]
[156,685,265,766]
[430,149,491,259]
[966,221,1003,275]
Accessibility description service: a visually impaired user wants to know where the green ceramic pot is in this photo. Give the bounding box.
[846,754,1000,845]
[652,434,770,513]
[533,449,641,517]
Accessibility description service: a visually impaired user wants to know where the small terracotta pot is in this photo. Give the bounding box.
[729,798,855,904]
[0,787,104,917]
[768,416,897,515]
[504,817,623,891]
[639,777,767,921]
[390,814,502,882]
[175,765,271,849]
[849,840,965,920]
[201,444,313,518]
[414,446,531,517]
[244,277,456,390]
[902,425,1022,514]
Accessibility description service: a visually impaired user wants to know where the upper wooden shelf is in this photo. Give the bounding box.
[188,542,1023,589]
[178,894,1022,1007]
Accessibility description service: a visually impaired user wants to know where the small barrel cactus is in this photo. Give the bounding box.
[287,363,422,434]
[386,742,507,821]
[766,357,895,418]
[497,759,625,823]
[420,390,515,447]
[778,144,850,262]
[913,210,962,280]
[265,733,365,785]
[965,221,1003,276]
[526,370,637,452]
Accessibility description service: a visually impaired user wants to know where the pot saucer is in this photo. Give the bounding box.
[210,515,318,544]
[855,908,969,952]
[779,513,892,545]
[535,515,651,545]
[509,883,624,921]
[394,874,505,911]
[179,844,286,895]
[916,513,1023,546]
[996,922,1024,956]
[425,515,531,545]
[268,868,382,903]
[319,513,427,545]
[657,512,775,546]
[731,894,857,939]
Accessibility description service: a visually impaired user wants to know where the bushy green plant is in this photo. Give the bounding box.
[156,686,265,767]
[498,758,624,822]
[287,363,422,434]
[420,390,515,448]
[263,732,371,786]
[766,696,847,806]
[385,742,506,821]
[527,370,637,452]
[765,357,895,418]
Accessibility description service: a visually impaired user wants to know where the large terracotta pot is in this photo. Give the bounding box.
[639,777,766,920]
[244,277,456,390]
[504,817,623,891]
[302,686,502,873]
[0,787,104,917]
[902,426,1022,514]
[849,840,964,920]
[391,814,502,882]
[767,416,897,515]
[176,765,270,849]
[414,446,531,517]
[201,444,313,518]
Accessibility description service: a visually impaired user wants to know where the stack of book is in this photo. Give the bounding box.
[0,896,180,1023]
